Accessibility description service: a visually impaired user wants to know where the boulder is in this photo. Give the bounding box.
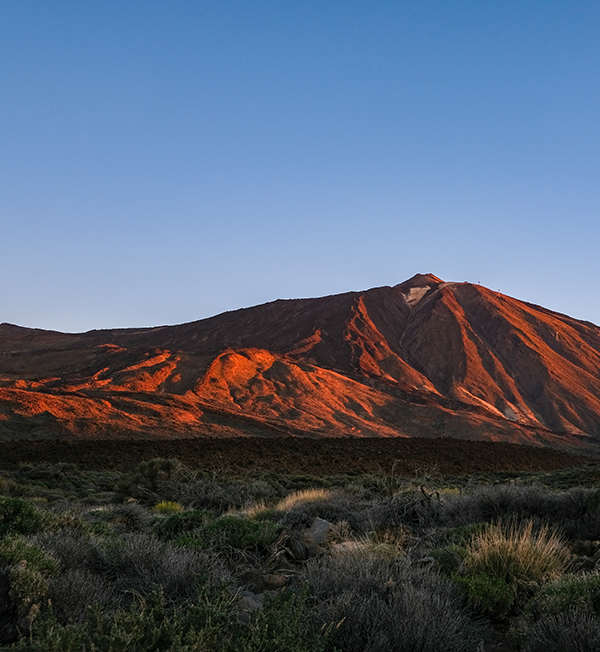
[237,591,264,624]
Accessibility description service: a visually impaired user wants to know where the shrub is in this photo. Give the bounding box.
[367,488,443,532]
[153,509,214,539]
[524,610,600,652]
[155,465,248,513]
[31,529,94,570]
[441,484,600,540]
[525,572,600,619]
[558,488,600,540]
[232,587,332,652]
[6,584,236,652]
[453,573,514,617]
[0,537,59,578]
[177,516,281,551]
[114,458,179,502]
[0,475,20,496]
[370,524,413,550]
[48,568,117,623]
[301,549,487,652]
[106,503,153,532]
[278,492,373,534]
[89,533,230,606]
[441,484,552,527]
[9,583,330,652]
[0,536,60,637]
[0,497,47,537]
[152,501,184,515]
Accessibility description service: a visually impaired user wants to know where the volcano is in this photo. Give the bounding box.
[2,275,600,451]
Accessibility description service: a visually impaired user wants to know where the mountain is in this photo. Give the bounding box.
[2,274,600,450]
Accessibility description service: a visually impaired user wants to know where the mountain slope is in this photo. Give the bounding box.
[1,275,599,449]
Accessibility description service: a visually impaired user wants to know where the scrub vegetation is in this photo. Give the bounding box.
[2,458,600,651]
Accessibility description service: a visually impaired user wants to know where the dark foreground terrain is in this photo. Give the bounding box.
[0,436,593,475]
[3,439,600,651]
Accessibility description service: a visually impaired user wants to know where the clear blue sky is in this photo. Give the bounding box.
[1,1,599,332]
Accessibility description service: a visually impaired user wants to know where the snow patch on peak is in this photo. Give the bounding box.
[403,286,430,307]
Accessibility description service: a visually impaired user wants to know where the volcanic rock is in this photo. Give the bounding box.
[2,275,600,451]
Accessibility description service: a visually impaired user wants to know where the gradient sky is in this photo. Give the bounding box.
[1,1,599,332]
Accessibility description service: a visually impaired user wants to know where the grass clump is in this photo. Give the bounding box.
[274,488,333,512]
[462,519,570,599]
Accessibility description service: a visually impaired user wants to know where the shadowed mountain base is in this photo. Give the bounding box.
[0,437,594,475]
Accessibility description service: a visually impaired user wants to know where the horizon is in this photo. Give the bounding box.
[2,2,599,332]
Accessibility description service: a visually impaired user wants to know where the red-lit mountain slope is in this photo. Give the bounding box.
[1,274,600,450]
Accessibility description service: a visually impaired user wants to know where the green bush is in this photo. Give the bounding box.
[0,497,47,537]
[231,587,332,652]
[525,572,600,618]
[0,537,60,632]
[0,537,59,578]
[153,509,214,539]
[6,585,330,652]
[453,573,514,617]
[447,522,488,546]
[430,545,465,575]
[177,516,281,550]
[5,585,233,652]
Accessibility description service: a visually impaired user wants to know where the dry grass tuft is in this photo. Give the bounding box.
[239,500,269,519]
[275,488,333,512]
[464,519,571,594]
[237,488,335,521]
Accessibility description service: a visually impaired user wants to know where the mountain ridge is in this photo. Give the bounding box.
[2,275,600,451]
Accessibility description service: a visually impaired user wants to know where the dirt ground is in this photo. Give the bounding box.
[0,436,594,476]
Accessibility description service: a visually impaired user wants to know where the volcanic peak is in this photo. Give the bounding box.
[393,273,444,308]
[394,273,444,289]
[2,275,600,452]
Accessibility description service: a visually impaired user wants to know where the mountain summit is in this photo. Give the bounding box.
[2,276,600,450]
